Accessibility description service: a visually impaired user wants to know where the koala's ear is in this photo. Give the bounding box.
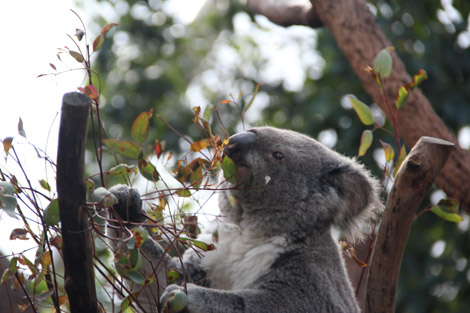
[327,163,381,243]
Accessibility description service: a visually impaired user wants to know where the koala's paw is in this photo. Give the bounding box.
[109,184,146,225]
[161,285,188,313]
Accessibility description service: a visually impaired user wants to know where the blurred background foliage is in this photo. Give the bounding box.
[82,0,469,312]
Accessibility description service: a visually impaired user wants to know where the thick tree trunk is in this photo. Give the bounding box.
[57,92,98,313]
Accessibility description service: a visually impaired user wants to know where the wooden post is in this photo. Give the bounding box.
[57,92,98,313]
[366,136,454,313]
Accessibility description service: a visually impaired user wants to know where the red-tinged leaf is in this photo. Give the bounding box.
[245,82,261,113]
[409,69,428,88]
[78,85,99,101]
[379,140,395,162]
[219,100,232,104]
[18,118,26,138]
[69,50,84,63]
[131,109,153,144]
[167,270,180,284]
[349,97,375,126]
[100,23,119,35]
[190,139,211,152]
[138,158,159,181]
[167,151,173,162]
[2,137,13,155]
[10,228,29,240]
[93,34,105,52]
[103,139,142,159]
[130,229,148,249]
[395,86,409,109]
[49,63,57,70]
[155,140,164,158]
[358,130,373,157]
[74,28,85,41]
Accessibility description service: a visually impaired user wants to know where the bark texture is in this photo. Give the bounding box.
[366,137,454,313]
[57,92,98,313]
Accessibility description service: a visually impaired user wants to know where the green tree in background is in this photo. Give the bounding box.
[88,0,470,312]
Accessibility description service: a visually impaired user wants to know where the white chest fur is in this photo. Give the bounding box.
[200,224,288,290]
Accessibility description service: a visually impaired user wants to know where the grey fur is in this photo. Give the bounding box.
[111,126,381,313]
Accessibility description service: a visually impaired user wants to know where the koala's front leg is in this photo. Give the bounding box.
[160,284,279,313]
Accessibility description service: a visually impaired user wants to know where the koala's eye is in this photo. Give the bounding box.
[272,151,284,160]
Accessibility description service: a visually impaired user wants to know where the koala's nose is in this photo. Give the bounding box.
[224,131,256,163]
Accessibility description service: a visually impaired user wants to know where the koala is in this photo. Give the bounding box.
[110,126,381,313]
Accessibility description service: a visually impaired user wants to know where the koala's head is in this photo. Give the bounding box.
[220,126,381,243]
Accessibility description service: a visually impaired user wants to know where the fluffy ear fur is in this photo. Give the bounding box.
[326,161,382,243]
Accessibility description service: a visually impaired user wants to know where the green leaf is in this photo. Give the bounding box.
[349,97,375,126]
[430,205,463,223]
[127,270,145,284]
[131,109,153,144]
[179,237,214,251]
[358,130,373,157]
[0,181,15,195]
[69,50,84,63]
[245,82,261,113]
[395,86,409,109]
[39,179,51,192]
[380,140,395,162]
[120,297,131,312]
[373,49,393,78]
[177,189,191,197]
[437,198,460,213]
[393,145,407,178]
[43,199,60,226]
[93,34,104,52]
[109,164,138,177]
[222,155,238,184]
[203,105,212,121]
[103,139,142,160]
[138,159,159,181]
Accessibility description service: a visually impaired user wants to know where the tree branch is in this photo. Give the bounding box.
[366,136,454,313]
[308,0,470,211]
[247,0,323,28]
[57,92,98,313]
